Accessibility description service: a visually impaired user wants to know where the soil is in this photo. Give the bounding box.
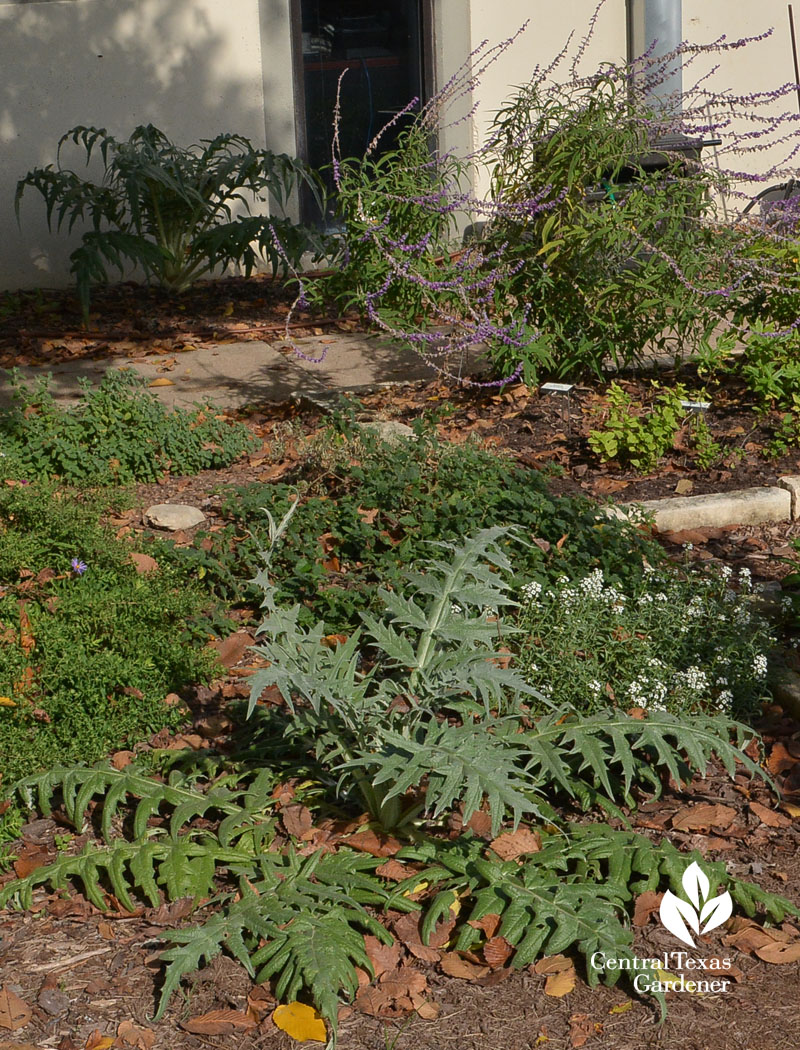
[3,278,800,1050]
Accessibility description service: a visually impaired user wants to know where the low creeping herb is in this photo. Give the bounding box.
[0,370,258,483]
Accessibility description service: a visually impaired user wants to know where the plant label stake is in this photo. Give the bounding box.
[541,382,574,433]
[679,399,710,417]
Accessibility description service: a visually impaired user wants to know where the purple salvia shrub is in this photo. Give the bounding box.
[288,1,800,392]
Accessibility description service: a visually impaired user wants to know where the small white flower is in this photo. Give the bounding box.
[674,665,709,694]
[720,565,733,580]
[716,689,734,709]
[450,602,463,615]
[522,580,543,602]
[588,679,603,696]
[753,653,768,678]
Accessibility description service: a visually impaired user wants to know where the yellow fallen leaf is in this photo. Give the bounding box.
[544,965,576,997]
[781,802,800,818]
[0,696,16,707]
[402,880,430,898]
[148,378,174,387]
[449,890,462,917]
[609,1000,633,1014]
[272,1002,326,1043]
[87,1039,114,1050]
[654,967,690,991]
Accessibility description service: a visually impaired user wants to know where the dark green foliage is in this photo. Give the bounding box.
[16,124,328,316]
[0,479,219,785]
[481,70,733,380]
[0,370,258,483]
[157,418,662,629]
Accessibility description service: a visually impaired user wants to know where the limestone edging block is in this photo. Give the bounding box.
[610,486,792,532]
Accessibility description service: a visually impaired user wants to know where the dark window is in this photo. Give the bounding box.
[297,0,426,224]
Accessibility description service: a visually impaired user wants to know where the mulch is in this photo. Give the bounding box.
[3,277,800,1049]
[0,273,351,371]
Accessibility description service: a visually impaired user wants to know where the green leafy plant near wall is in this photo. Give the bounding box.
[16,124,328,317]
[480,71,732,380]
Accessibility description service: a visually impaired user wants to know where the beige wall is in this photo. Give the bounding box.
[433,1,627,202]
[683,2,800,213]
[0,0,275,291]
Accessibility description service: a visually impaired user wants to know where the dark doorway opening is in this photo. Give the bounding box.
[293,0,429,226]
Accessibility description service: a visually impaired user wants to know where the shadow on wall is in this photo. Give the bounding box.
[0,0,290,291]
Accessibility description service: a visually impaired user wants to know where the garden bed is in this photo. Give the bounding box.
[2,665,800,1050]
[5,285,800,1050]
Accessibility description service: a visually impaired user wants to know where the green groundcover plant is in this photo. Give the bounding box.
[587,382,722,473]
[0,370,258,483]
[0,477,219,788]
[153,415,664,629]
[16,124,328,317]
[0,521,794,1044]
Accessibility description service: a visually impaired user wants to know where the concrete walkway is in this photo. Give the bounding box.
[0,331,487,411]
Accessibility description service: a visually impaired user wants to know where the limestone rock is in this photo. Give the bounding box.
[359,420,416,446]
[144,504,206,531]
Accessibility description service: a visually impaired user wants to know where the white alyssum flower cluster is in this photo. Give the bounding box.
[518,561,774,719]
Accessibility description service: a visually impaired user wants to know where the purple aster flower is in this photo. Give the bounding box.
[71,558,88,575]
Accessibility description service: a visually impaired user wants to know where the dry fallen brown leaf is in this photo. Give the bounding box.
[748,800,792,828]
[569,1013,599,1048]
[671,803,737,832]
[489,826,542,861]
[439,952,490,981]
[483,936,514,969]
[0,989,31,1033]
[355,966,429,1017]
[375,858,409,881]
[633,890,662,927]
[180,1009,256,1035]
[84,1033,114,1050]
[767,742,798,776]
[114,1020,155,1049]
[281,803,314,839]
[392,912,441,964]
[128,552,158,575]
[345,828,403,858]
[544,965,577,998]
[211,630,254,669]
[467,913,502,939]
[363,935,403,980]
[755,940,800,964]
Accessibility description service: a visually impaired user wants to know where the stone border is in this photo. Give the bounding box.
[607,476,800,533]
